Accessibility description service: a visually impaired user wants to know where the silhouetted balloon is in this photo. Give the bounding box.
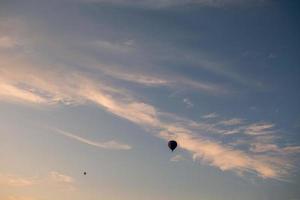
[83,172,87,175]
[168,140,177,151]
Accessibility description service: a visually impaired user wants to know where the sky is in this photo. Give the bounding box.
[0,0,300,199]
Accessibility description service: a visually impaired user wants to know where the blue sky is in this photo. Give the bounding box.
[0,0,300,200]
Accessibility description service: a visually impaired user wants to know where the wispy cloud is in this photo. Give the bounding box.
[218,118,244,126]
[102,68,170,87]
[92,39,135,54]
[49,171,74,184]
[47,171,75,191]
[0,57,298,180]
[75,79,296,179]
[101,68,225,94]
[0,82,49,104]
[53,128,132,150]
[159,125,290,179]
[250,143,300,154]
[0,36,18,48]
[0,171,75,191]
[0,174,37,187]
[282,146,300,154]
[202,113,219,119]
[250,143,280,153]
[244,123,275,135]
[0,0,297,183]
[183,98,194,108]
[8,196,37,200]
[170,154,185,162]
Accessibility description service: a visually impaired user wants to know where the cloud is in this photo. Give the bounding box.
[0,18,228,97]
[83,91,295,180]
[183,98,194,108]
[180,78,227,94]
[0,36,18,48]
[250,143,300,154]
[202,113,219,119]
[244,123,275,135]
[218,118,244,126]
[101,68,225,94]
[282,146,300,154]
[49,171,74,184]
[92,39,135,53]
[183,53,265,89]
[8,196,37,200]
[0,174,37,187]
[159,125,290,179]
[53,129,132,150]
[170,154,185,162]
[89,39,260,92]
[222,128,243,135]
[0,82,49,104]
[1,171,75,191]
[0,59,75,106]
[0,60,298,180]
[250,143,279,153]
[47,171,76,191]
[102,68,170,87]
[0,3,296,181]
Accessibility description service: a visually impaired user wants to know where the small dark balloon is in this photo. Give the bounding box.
[168,140,177,151]
[83,172,87,175]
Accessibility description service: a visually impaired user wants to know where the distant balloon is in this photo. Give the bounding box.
[83,172,87,175]
[168,140,177,151]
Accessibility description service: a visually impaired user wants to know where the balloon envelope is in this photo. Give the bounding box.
[168,140,177,151]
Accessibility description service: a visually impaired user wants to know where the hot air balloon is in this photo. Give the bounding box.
[168,140,177,151]
[83,172,87,175]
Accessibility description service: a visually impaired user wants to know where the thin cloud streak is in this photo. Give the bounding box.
[101,68,226,94]
[0,171,76,192]
[93,39,135,53]
[250,143,300,154]
[102,68,170,87]
[170,154,185,162]
[53,128,132,150]
[49,171,74,184]
[202,113,219,119]
[218,118,244,126]
[245,123,275,135]
[0,174,37,187]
